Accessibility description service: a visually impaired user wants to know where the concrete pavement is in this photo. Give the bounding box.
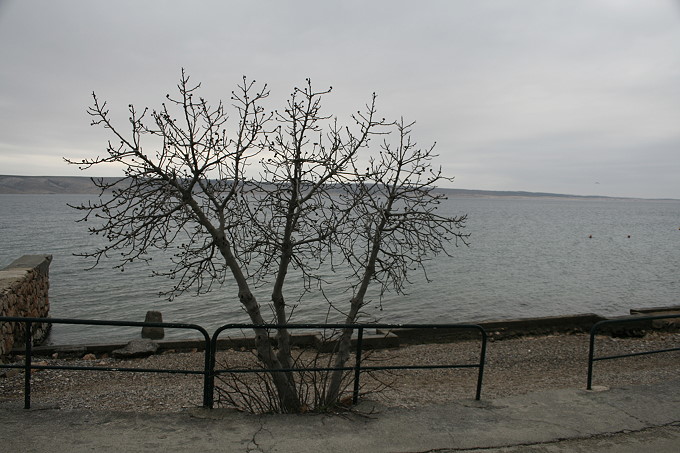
[1,379,679,452]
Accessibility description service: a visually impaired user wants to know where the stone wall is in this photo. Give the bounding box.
[0,255,52,356]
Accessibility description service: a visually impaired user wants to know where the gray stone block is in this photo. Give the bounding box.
[112,339,159,358]
[141,311,165,339]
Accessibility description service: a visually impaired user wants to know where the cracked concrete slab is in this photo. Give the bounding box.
[1,379,678,453]
[443,423,680,453]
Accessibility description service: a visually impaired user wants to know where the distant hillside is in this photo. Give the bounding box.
[0,175,664,200]
[0,175,112,194]
[435,188,616,199]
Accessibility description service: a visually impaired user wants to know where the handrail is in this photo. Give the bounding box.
[587,314,680,390]
[1,317,487,410]
[211,323,487,402]
[0,316,212,409]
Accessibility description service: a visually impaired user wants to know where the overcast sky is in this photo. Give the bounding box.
[1,0,678,198]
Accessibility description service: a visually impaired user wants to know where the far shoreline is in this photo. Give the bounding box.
[1,174,677,201]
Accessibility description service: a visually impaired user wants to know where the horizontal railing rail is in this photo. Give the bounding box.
[587,314,680,390]
[0,316,212,409]
[1,318,487,410]
[211,323,488,403]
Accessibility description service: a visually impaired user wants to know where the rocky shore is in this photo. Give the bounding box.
[1,331,678,413]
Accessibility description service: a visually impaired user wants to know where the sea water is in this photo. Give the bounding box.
[1,193,678,344]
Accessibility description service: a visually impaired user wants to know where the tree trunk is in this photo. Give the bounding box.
[222,243,302,412]
[324,203,390,406]
[239,289,302,413]
[251,325,301,412]
[324,296,363,405]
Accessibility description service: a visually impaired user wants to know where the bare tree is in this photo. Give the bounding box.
[66,71,469,412]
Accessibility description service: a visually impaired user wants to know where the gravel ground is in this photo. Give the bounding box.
[1,331,678,413]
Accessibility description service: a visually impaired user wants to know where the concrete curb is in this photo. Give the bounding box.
[12,309,679,358]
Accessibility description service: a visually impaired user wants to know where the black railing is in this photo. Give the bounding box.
[1,317,487,410]
[211,323,488,404]
[587,314,680,390]
[0,316,212,409]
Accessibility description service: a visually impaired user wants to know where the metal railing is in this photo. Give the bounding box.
[0,316,212,409]
[1,317,487,410]
[211,323,488,403]
[587,314,680,390]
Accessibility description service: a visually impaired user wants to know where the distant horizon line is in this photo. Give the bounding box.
[0,174,677,201]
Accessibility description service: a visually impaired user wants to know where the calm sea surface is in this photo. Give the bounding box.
[1,194,679,344]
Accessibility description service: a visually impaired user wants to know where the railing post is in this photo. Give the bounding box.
[587,323,598,390]
[203,339,214,409]
[352,326,364,405]
[475,328,487,400]
[24,320,32,409]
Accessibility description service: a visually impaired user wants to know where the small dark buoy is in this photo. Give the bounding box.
[627,235,631,238]
[588,234,592,239]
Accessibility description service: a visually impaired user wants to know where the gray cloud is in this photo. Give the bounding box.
[1,0,678,198]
